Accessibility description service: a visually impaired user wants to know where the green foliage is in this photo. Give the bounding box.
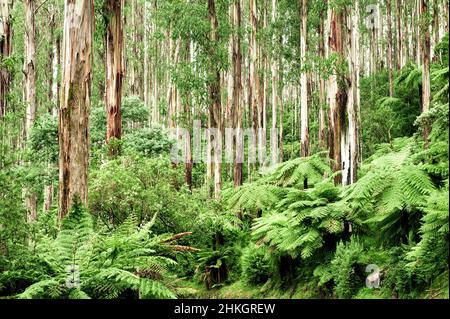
[2,202,192,299]
[28,114,59,163]
[252,181,346,259]
[241,244,276,286]
[406,188,449,282]
[122,127,173,158]
[330,239,365,299]
[344,144,435,244]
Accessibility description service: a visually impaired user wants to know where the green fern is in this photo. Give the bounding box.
[252,181,346,259]
[15,203,192,299]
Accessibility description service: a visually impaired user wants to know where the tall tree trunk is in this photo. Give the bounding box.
[416,0,421,66]
[396,0,404,69]
[347,0,361,185]
[58,0,94,220]
[261,4,268,166]
[185,40,193,191]
[0,0,13,118]
[55,31,61,119]
[248,0,258,176]
[23,0,37,221]
[431,0,439,60]
[130,0,139,95]
[44,5,59,212]
[299,0,309,158]
[444,0,449,33]
[151,0,159,124]
[105,0,124,151]
[386,0,394,97]
[208,0,222,199]
[232,0,243,188]
[278,35,283,162]
[23,0,36,142]
[271,0,277,133]
[326,7,344,185]
[420,0,431,148]
[270,0,280,166]
[318,6,326,149]
[144,1,149,123]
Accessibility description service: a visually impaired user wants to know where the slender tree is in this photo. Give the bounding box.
[208,0,222,199]
[318,3,327,149]
[0,0,13,118]
[104,0,124,152]
[420,0,431,148]
[232,0,243,187]
[248,0,258,177]
[23,0,36,142]
[326,6,344,185]
[386,0,394,96]
[299,0,309,158]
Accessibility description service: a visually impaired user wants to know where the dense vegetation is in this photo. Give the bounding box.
[0,0,448,299]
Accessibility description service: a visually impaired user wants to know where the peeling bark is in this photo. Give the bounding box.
[299,0,309,158]
[105,0,124,151]
[58,0,94,219]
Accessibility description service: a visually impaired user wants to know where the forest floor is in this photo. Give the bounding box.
[178,271,449,299]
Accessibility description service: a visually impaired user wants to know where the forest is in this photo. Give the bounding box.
[0,0,448,300]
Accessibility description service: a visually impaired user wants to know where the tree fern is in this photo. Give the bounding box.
[407,188,449,269]
[252,182,346,259]
[344,144,435,243]
[15,203,192,299]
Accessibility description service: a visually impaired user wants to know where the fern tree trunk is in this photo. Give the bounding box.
[59,0,94,220]
[105,0,124,155]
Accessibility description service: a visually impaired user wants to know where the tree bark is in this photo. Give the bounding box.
[420,0,431,148]
[299,0,309,158]
[0,0,13,118]
[58,0,94,220]
[23,0,37,221]
[318,6,327,149]
[144,1,149,123]
[232,0,243,188]
[326,7,344,185]
[105,0,124,150]
[23,0,36,142]
[248,0,258,175]
[208,0,222,199]
[396,0,404,69]
[431,0,439,60]
[271,0,277,133]
[386,0,394,96]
